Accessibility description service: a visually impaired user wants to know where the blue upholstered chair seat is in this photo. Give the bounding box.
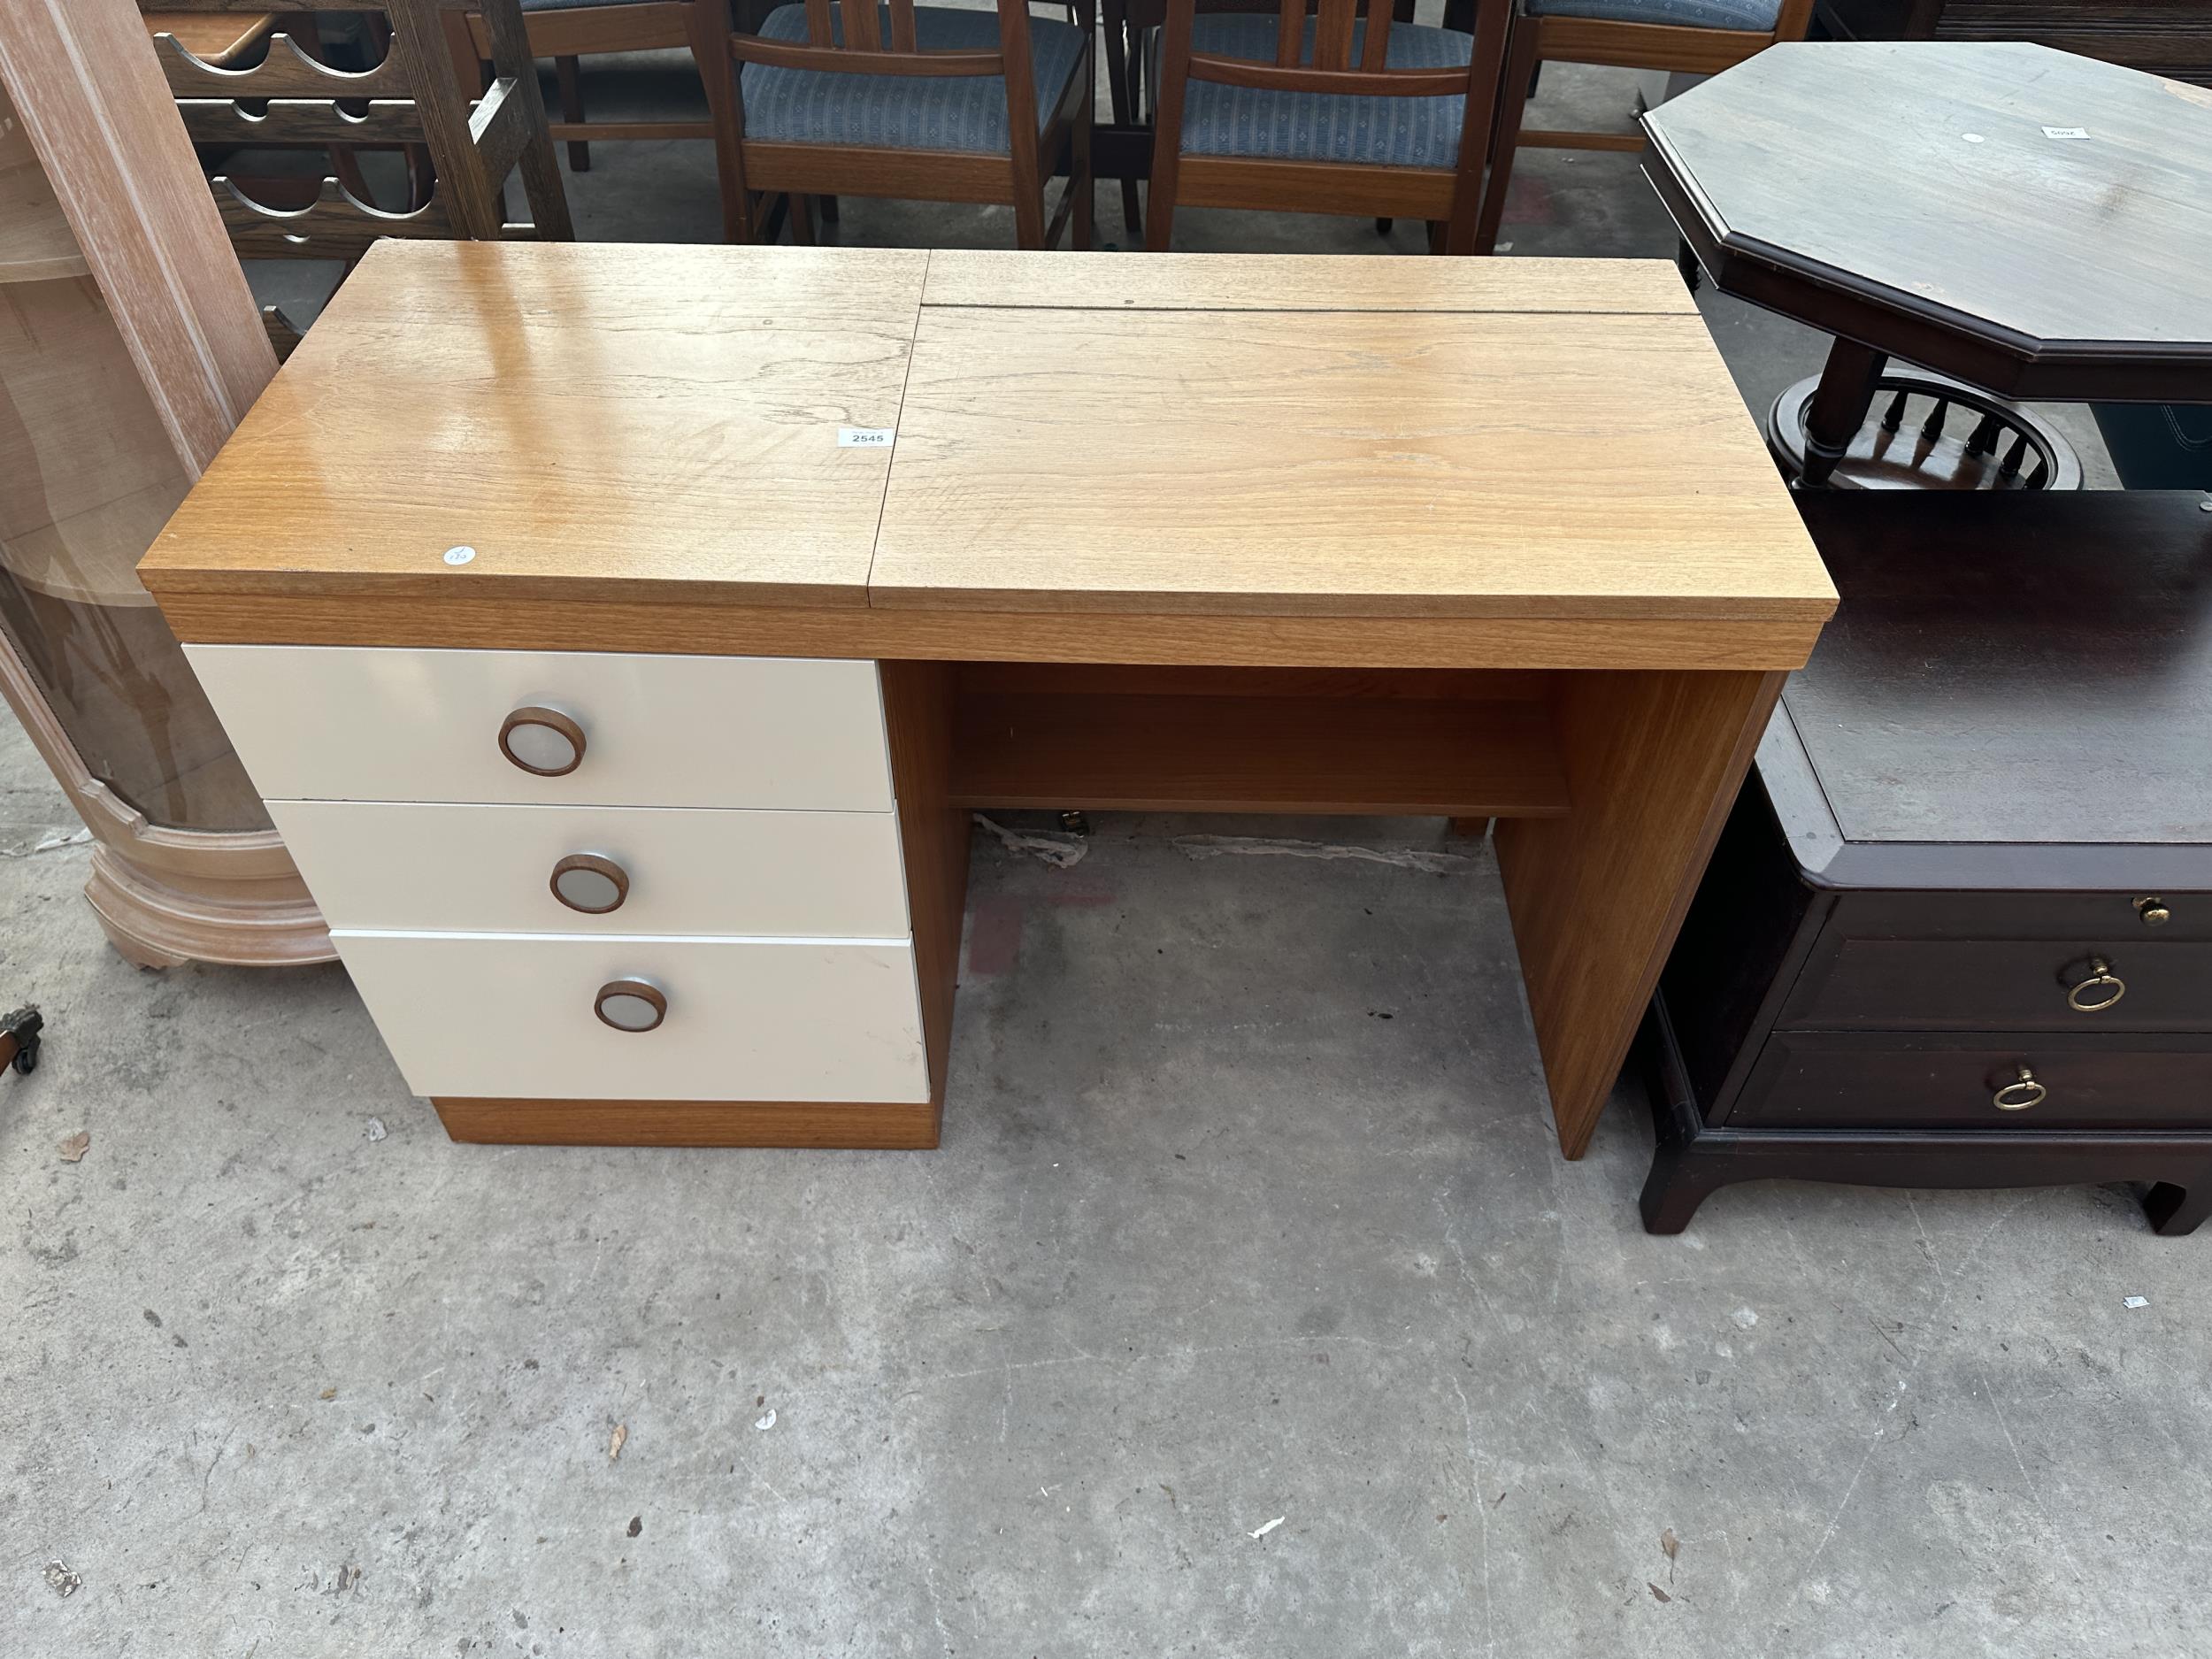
[1525,0,1782,28]
[743,5,1087,153]
[1164,15,1475,169]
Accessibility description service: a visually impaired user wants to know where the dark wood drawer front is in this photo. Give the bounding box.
[1829,891,2210,943]
[1782,939,2212,1033]
[1731,1033,2212,1133]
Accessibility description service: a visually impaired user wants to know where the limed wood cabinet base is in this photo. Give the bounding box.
[142,243,1835,1156]
[1645,493,2212,1235]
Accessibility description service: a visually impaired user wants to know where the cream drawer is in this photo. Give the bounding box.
[269,800,909,937]
[185,645,891,809]
[334,931,929,1103]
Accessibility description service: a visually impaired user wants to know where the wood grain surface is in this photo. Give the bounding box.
[1786,491,2212,848]
[144,242,931,609]
[1647,42,2212,358]
[150,591,1830,671]
[949,689,1570,816]
[1498,667,1786,1158]
[919,250,1696,313]
[872,303,1832,621]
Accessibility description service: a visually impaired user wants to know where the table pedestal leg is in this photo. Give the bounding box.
[1495,668,1785,1158]
[1794,337,1887,488]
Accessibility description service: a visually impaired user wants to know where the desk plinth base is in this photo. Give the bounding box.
[432,1096,943,1149]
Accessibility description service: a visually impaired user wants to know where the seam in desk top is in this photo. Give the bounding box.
[915,303,1699,319]
[864,250,933,602]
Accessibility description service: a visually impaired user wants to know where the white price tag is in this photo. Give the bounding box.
[838,426,895,448]
[2042,126,2090,141]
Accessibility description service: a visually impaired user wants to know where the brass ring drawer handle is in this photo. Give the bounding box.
[499,705,586,777]
[595,979,666,1033]
[2067,958,2126,1013]
[1993,1065,2046,1112]
[551,853,629,915]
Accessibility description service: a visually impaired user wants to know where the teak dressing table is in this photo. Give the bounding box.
[139,243,1834,1160]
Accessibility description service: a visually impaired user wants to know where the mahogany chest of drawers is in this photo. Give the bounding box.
[1816,0,2212,88]
[1644,491,2212,1233]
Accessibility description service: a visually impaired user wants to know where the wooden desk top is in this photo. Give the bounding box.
[143,243,1834,668]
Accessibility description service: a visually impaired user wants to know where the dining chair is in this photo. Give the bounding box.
[442,1,743,236]
[1145,0,1512,253]
[1472,0,1814,254]
[711,0,1094,249]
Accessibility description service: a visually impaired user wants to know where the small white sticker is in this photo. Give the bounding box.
[2043,126,2091,141]
[1961,133,1985,143]
[2124,1295,2149,1309]
[838,426,895,449]
[443,545,476,566]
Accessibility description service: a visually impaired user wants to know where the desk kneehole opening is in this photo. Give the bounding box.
[595,979,667,1033]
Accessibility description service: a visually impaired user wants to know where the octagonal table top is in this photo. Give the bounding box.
[1643,41,2212,401]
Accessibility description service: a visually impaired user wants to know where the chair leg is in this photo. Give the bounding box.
[1426,219,1447,254]
[1069,61,1095,250]
[819,195,841,225]
[788,193,816,244]
[556,55,590,173]
[1475,16,1538,256]
[1101,4,1141,237]
[1013,180,1048,250]
[1376,217,1393,235]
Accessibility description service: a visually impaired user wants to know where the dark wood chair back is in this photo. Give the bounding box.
[737,0,1012,66]
[150,0,572,261]
[1148,0,1509,251]
[716,0,1094,249]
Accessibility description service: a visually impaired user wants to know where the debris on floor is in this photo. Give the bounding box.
[2124,1295,2149,1310]
[974,814,1088,870]
[609,1424,628,1462]
[755,1409,778,1432]
[1248,1516,1285,1540]
[363,1117,387,1142]
[44,1560,81,1598]
[55,1130,88,1163]
[1172,834,1474,875]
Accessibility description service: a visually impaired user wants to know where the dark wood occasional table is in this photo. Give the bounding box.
[1643,41,2212,488]
[1646,489,2212,1233]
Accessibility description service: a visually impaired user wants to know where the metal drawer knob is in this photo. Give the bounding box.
[499,705,586,777]
[1993,1065,2046,1112]
[2066,957,2126,1013]
[551,853,628,915]
[2136,896,2171,928]
[595,979,666,1033]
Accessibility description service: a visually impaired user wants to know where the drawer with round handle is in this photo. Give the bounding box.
[266,800,910,937]
[332,930,930,1103]
[184,645,894,810]
[1724,1032,2212,1133]
[1779,938,2212,1033]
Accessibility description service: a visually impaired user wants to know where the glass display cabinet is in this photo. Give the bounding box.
[0,19,329,968]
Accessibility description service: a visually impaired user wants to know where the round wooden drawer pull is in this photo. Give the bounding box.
[551,853,629,915]
[2066,957,2126,1013]
[1993,1065,2046,1112]
[499,706,586,777]
[595,979,666,1033]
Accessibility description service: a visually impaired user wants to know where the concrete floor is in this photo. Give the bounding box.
[3,35,2186,1659]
